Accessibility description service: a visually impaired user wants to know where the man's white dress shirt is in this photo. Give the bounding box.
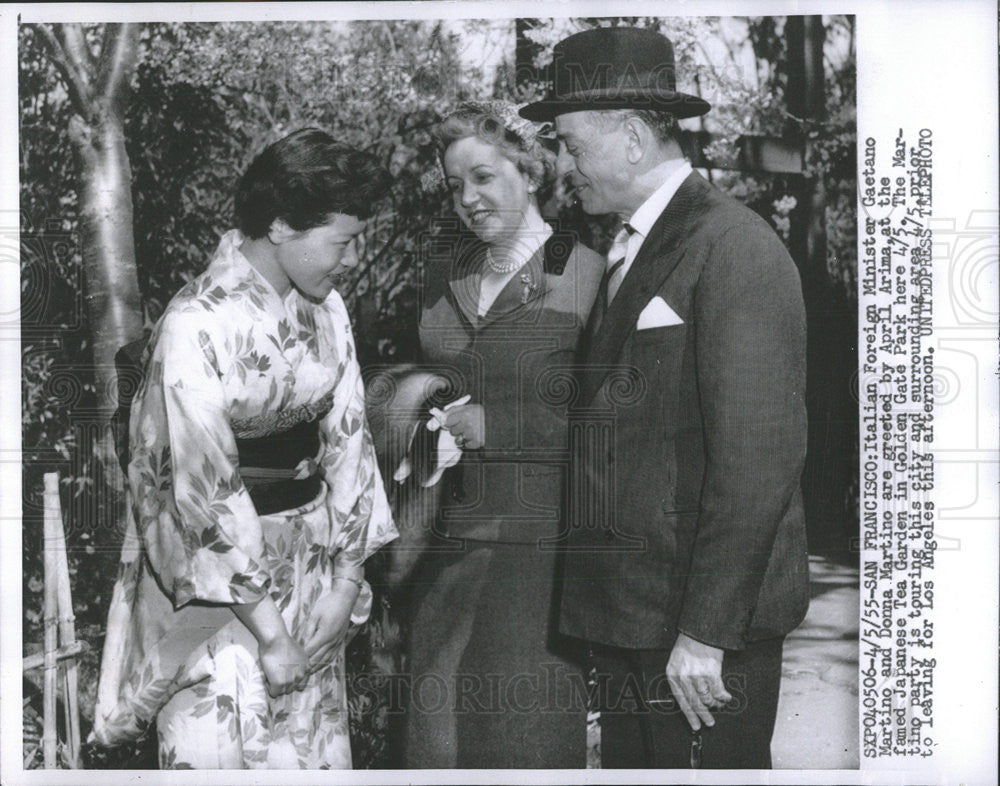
[606,161,692,302]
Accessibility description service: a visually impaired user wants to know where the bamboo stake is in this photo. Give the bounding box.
[52,497,81,769]
[42,473,60,768]
[24,700,41,768]
[22,640,88,672]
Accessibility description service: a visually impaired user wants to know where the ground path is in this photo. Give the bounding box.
[773,553,859,769]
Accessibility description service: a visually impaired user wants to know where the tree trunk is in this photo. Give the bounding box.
[69,109,142,418]
[514,18,542,93]
[785,17,856,555]
[37,22,142,476]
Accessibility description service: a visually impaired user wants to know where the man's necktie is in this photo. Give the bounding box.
[601,258,625,314]
[603,223,635,308]
[589,224,635,341]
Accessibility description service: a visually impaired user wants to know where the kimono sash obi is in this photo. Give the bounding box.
[114,338,328,515]
[236,417,323,515]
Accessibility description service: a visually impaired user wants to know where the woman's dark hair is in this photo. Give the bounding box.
[235,128,392,238]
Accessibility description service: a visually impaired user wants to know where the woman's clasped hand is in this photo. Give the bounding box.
[258,631,310,697]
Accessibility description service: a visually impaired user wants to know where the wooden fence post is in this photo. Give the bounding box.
[40,471,82,768]
[53,492,81,767]
[42,473,60,768]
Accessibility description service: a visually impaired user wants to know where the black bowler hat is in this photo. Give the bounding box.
[519,27,710,122]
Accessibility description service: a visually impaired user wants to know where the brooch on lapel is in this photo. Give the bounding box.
[519,272,538,304]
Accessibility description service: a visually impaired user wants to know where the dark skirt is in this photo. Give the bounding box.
[402,538,587,768]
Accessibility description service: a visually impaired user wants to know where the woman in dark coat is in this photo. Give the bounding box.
[402,101,603,768]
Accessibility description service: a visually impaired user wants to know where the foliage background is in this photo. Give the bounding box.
[19,16,856,769]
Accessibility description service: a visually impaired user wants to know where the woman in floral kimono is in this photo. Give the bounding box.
[91,129,397,769]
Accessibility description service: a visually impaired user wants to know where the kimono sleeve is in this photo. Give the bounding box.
[129,310,271,608]
[318,297,398,572]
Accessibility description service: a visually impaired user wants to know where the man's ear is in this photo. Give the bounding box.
[623,117,646,165]
[267,218,298,244]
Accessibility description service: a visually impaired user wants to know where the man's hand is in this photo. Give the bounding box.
[665,632,732,730]
[443,404,485,450]
[303,580,359,670]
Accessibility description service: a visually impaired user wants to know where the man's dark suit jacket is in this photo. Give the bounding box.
[560,170,810,652]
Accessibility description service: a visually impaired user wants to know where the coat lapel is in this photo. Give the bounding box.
[579,172,706,404]
[447,257,481,327]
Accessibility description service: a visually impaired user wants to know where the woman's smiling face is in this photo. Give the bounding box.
[443,136,534,244]
[274,213,364,300]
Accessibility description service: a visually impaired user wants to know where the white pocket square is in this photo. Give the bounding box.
[636,296,684,330]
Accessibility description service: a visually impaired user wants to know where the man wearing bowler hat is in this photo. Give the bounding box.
[521,27,810,769]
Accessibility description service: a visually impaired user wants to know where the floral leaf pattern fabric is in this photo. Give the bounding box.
[92,230,397,767]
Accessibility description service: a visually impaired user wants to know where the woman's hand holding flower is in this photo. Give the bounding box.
[443,404,485,449]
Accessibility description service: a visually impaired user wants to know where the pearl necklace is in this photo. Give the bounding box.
[483,247,526,275]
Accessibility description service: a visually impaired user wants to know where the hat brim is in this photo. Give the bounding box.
[520,92,710,122]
